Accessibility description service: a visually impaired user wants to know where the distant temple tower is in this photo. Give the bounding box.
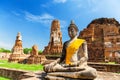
[8,32,26,63]
[12,32,24,54]
[43,20,63,55]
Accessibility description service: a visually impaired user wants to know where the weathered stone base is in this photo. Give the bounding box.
[88,62,120,72]
[0,67,120,80]
[0,67,28,80]
[95,71,120,80]
[43,68,97,80]
[8,54,27,63]
[45,75,93,80]
[27,55,46,64]
[43,71,120,80]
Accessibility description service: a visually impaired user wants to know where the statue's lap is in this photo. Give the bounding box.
[44,63,97,80]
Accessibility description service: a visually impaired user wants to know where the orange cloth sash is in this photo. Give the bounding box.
[65,38,85,65]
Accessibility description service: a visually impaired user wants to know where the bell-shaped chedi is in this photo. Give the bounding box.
[43,20,63,55]
[78,18,120,62]
[8,32,26,63]
[12,32,24,54]
[27,45,46,64]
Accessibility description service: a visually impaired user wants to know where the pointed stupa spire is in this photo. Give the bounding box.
[17,32,22,40]
[71,20,74,24]
[17,32,21,36]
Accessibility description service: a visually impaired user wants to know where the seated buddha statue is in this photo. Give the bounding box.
[44,21,97,79]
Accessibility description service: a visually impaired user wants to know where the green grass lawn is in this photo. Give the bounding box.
[0,60,43,71]
[0,76,10,80]
[107,62,116,64]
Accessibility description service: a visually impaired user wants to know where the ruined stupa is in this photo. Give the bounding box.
[8,32,27,63]
[78,18,120,62]
[43,20,63,55]
[27,45,46,64]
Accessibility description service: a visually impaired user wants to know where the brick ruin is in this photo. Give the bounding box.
[43,20,63,55]
[8,32,27,63]
[27,45,46,64]
[79,18,120,62]
[8,33,46,64]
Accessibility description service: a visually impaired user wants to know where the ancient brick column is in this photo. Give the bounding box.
[43,20,63,55]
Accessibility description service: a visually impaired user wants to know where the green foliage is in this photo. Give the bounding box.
[23,48,43,54]
[23,48,32,54]
[0,76,10,80]
[108,62,116,64]
[0,48,11,53]
[38,50,43,54]
[0,60,43,71]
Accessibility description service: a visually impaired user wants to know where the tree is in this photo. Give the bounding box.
[0,48,11,53]
[38,50,43,54]
[23,48,43,54]
[23,48,32,54]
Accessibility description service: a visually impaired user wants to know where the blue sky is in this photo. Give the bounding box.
[0,0,120,50]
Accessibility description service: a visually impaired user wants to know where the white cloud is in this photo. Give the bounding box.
[11,11,20,16]
[60,20,67,28]
[87,0,120,15]
[53,0,67,3]
[69,0,120,20]
[41,4,48,8]
[87,0,97,6]
[24,11,55,24]
[24,11,67,28]
[41,0,67,9]
[41,2,51,8]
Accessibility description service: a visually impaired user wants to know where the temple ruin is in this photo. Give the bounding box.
[79,18,120,62]
[43,20,63,55]
[27,45,46,64]
[8,32,27,63]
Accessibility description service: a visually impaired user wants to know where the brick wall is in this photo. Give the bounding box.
[88,62,120,72]
[0,67,28,80]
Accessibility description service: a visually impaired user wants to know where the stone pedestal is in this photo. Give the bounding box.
[40,71,120,80]
[27,55,46,64]
[8,54,27,63]
[45,71,97,80]
[45,75,84,80]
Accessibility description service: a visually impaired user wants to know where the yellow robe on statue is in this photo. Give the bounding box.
[65,38,85,65]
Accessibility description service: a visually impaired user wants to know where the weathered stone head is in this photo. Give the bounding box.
[68,20,79,39]
[68,20,79,31]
